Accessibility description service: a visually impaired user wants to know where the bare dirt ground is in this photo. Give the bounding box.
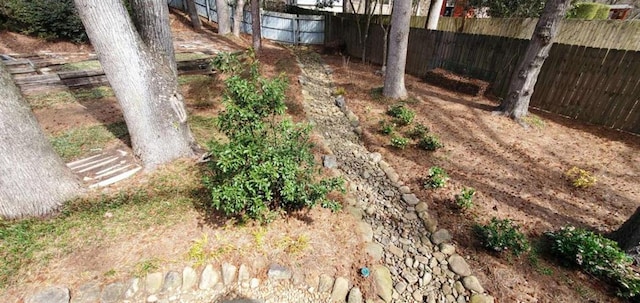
[323,53,640,302]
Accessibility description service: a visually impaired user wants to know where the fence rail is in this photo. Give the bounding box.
[331,17,640,134]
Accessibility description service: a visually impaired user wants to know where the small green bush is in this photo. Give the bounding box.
[0,0,86,42]
[379,120,395,135]
[565,166,597,188]
[418,134,444,151]
[455,187,476,210]
[424,166,449,189]
[568,3,609,20]
[407,123,429,140]
[546,226,640,299]
[390,136,409,149]
[594,5,610,19]
[203,53,344,222]
[387,103,415,126]
[475,217,530,256]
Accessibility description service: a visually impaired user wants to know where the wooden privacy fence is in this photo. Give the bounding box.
[169,0,325,44]
[331,17,640,134]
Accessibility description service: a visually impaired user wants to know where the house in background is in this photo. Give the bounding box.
[609,4,634,19]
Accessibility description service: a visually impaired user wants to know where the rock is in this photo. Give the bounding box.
[238,264,250,282]
[71,282,100,303]
[250,278,260,289]
[347,287,363,303]
[422,272,433,285]
[415,202,428,213]
[323,155,338,168]
[463,276,485,293]
[182,267,198,290]
[418,211,438,233]
[372,265,393,303]
[26,286,70,303]
[402,271,419,285]
[469,294,495,303]
[369,152,382,163]
[431,229,452,245]
[412,289,424,301]
[399,186,411,194]
[395,281,407,294]
[124,278,139,298]
[331,277,350,302]
[335,95,346,108]
[146,295,158,303]
[405,257,414,267]
[199,264,220,289]
[440,243,456,255]
[145,272,163,294]
[448,255,472,277]
[388,244,404,258]
[346,206,363,220]
[101,282,125,303]
[365,242,384,261]
[433,252,446,262]
[222,263,237,285]
[357,222,374,242]
[405,212,418,220]
[267,263,292,280]
[402,194,419,205]
[318,274,334,293]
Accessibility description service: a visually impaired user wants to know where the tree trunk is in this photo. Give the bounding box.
[185,0,203,30]
[232,0,246,37]
[216,0,232,34]
[74,0,196,171]
[426,0,443,29]
[131,0,178,74]
[0,62,82,219]
[610,206,640,262]
[498,0,571,120]
[251,0,261,51]
[383,0,411,99]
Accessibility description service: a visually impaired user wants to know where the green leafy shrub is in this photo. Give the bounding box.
[379,120,395,135]
[390,136,409,149]
[387,103,415,126]
[424,166,449,189]
[406,123,429,140]
[546,226,640,299]
[418,134,444,151]
[333,86,346,96]
[202,55,344,222]
[455,187,476,210]
[475,217,530,256]
[0,0,86,42]
[568,3,609,20]
[565,166,597,188]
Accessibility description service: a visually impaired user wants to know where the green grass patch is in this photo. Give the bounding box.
[57,60,102,71]
[188,115,225,146]
[50,121,129,162]
[26,86,114,109]
[178,74,213,85]
[175,52,212,62]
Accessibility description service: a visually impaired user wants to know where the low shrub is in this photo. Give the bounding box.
[424,166,449,189]
[390,136,409,149]
[387,103,415,126]
[455,187,476,210]
[418,134,444,151]
[407,123,429,140]
[0,0,86,42]
[379,120,395,135]
[565,166,597,188]
[475,217,530,256]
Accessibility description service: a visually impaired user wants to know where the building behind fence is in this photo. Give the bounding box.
[329,17,640,134]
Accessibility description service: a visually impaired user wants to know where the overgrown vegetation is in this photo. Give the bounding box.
[565,166,597,188]
[0,0,86,42]
[546,226,640,299]
[475,217,530,256]
[424,166,449,189]
[202,51,344,223]
[567,2,611,20]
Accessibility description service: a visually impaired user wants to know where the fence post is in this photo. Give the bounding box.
[294,15,299,45]
[205,0,211,21]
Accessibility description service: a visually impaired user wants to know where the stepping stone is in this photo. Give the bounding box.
[372,265,392,303]
[26,286,70,303]
[222,262,237,285]
[101,282,125,303]
[182,266,198,290]
[199,264,220,289]
[145,272,163,294]
[330,277,349,302]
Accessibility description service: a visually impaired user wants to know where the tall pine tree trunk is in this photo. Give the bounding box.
[0,62,82,219]
[232,0,245,37]
[216,0,232,34]
[185,0,203,30]
[74,0,196,171]
[251,0,262,51]
[383,0,411,99]
[498,0,571,120]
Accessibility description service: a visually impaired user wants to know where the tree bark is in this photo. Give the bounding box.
[131,0,178,74]
[383,0,411,99]
[74,0,196,171]
[610,206,640,262]
[0,62,82,219]
[426,0,443,29]
[251,0,262,51]
[498,0,571,120]
[216,0,232,34]
[185,0,203,30]
[232,0,246,37]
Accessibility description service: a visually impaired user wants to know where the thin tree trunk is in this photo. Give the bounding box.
[610,206,640,262]
[426,0,443,29]
[216,0,232,34]
[498,0,571,120]
[232,0,246,37]
[74,0,196,171]
[185,0,203,30]
[383,0,411,99]
[131,0,177,73]
[0,62,82,219]
[251,0,261,51]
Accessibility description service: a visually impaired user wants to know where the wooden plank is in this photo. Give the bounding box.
[579,48,619,125]
[610,51,640,130]
[573,47,608,121]
[597,51,635,127]
[531,43,565,110]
